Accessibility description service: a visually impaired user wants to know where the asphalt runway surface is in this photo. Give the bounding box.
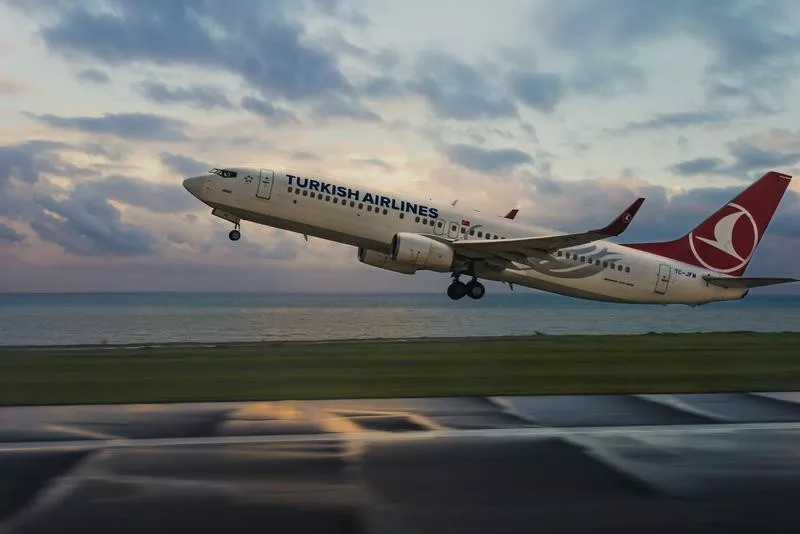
[3,392,800,533]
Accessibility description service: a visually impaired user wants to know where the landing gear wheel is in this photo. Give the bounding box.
[447,281,467,300]
[228,229,241,241]
[466,280,485,300]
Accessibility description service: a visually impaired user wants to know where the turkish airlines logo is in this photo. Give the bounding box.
[688,202,759,273]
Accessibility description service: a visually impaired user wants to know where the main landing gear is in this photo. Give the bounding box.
[447,273,485,300]
[228,223,241,241]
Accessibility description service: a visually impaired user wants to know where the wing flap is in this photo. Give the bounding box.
[703,276,799,289]
[452,197,645,256]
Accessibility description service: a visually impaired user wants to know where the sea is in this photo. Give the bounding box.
[0,292,798,346]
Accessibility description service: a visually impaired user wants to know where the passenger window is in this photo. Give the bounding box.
[415,216,421,223]
[422,218,427,225]
[303,190,308,196]
[625,266,631,273]
[602,262,607,268]
[384,209,388,215]
[618,265,623,271]
[580,256,585,262]
[610,263,616,269]
[350,201,355,207]
[470,229,475,236]
[310,192,315,198]
[437,221,443,228]
[358,203,363,209]
[326,195,331,202]
[367,205,372,211]
[429,220,434,226]
[399,213,405,219]
[596,260,601,266]
[296,189,300,194]
[557,251,562,257]
[333,197,338,204]
[288,187,293,193]
[461,227,466,234]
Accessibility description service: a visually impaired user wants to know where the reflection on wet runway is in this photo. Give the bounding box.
[3,393,800,533]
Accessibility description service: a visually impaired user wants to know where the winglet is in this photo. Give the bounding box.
[594,197,645,236]
[504,208,519,220]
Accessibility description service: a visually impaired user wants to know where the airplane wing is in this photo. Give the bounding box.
[450,198,645,260]
[703,276,800,289]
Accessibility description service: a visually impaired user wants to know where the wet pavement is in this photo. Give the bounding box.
[2,393,800,533]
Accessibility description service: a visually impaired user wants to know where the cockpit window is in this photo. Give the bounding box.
[209,168,237,178]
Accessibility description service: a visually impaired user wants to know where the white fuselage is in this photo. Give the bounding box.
[186,167,748,305]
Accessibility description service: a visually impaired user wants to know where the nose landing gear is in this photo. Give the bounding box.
[228,223,241,241]
[447,274,485,300]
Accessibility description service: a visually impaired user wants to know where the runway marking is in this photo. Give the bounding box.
[3,421,800,452]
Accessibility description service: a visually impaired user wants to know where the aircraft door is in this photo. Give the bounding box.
[447,221,459,239]
[256,169,275,200]
[433,219,444,235]
[654,264,671,294]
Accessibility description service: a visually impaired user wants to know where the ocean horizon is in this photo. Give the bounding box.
[1,291,799,347]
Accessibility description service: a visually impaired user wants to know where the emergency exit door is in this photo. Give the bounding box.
[654,264,671,294]
[256,169,274,199]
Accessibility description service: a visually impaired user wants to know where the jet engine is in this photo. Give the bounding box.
[390,232,455,272]
[358,247,417,274]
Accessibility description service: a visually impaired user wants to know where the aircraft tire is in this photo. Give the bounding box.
[229,229,241,241]
[466,280,485,300]
[447,281,467,300]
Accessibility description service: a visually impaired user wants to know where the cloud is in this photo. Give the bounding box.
[612,111,731,135]
[351,157,393,170]
[27,112,189,141]
[91,175,198,213]
[0,76,32,94]
[568,58,646,98]
[669,157,726,176]
[727,130,800,174]
[0,222,24,243]
[312,96,381,122]
[137,81,232,109]
[30,183,158,256]
[241,97,299,124]
[537,0,800,98]
[291,151,320,161]
[510,71,566,113]
[160,152,210,176]
[445,144,533,173]
[17,0,357,111]
[76,68,110,84]
[669,129,800,177]
[0,140,84,188]
[411,51,517,121]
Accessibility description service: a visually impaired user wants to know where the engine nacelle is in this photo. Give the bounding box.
[358,247,418,274]
[390,232,455,272]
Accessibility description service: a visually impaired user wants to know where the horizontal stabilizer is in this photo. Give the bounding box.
[703,276,799,289]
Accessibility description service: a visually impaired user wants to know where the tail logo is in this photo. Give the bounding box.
[688,202,759,273]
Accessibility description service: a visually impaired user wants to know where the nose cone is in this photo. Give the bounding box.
[183,176,205,198]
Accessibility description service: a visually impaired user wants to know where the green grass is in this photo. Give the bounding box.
[1,332,799,405]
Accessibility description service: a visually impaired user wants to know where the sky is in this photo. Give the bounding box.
[1,0,800,293]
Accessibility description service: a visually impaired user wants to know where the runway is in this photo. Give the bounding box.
[3,392,800,533]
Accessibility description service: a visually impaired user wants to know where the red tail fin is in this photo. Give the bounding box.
[624,171,792,276]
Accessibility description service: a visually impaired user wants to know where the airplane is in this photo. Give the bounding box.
[182,168,798,305]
